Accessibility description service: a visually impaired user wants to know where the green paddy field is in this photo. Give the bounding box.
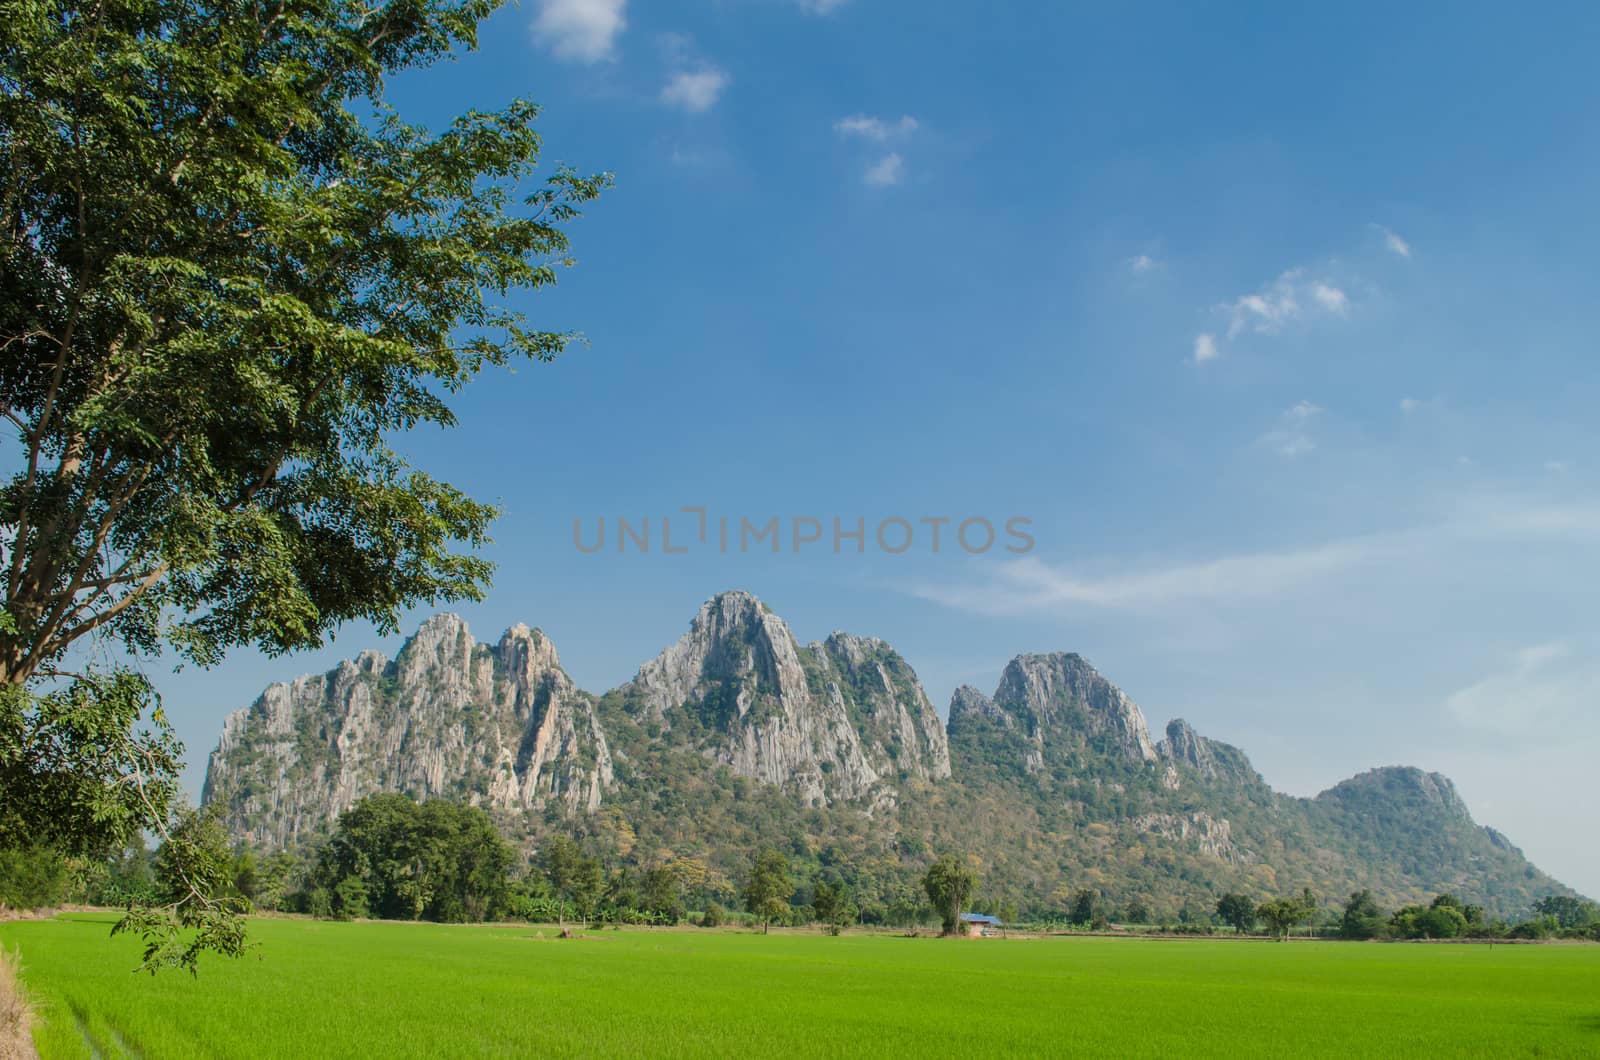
[3,914,1596,1058]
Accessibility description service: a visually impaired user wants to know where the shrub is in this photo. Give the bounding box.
[0,846,69,910]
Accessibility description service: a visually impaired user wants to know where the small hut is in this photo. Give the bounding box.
[959,913,1003,937]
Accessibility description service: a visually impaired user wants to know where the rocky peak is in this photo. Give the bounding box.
[203,615,613,849]
[625,589,809,723]
[617,591,952,806]
[1318,766,1470,819]
[811,632,952,782]
[947,684,1013,730]
[1156,718,1265,790]
[993,652,1158,762]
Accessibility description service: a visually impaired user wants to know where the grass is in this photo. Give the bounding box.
[1,915,1597,1058]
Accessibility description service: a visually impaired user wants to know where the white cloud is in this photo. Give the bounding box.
[905,495,1600,619]
[661,68,730,112]
[1259,401,1322,457]
[1545,459,1572,474]
[834,114,919,141]
[532,0,626,63]
[1130,254,1159,273]
[1446,641,1597,734]
[1221,267,1352,339]
[1197,265,1357,360]
[1192,333,1219,363]
[863,152,904,187]
[1287,400,1322,419]
[1311,282,1350,314]
[1400,397,1422,413]
[909,536,1394,615]
[1373,223,1413,259]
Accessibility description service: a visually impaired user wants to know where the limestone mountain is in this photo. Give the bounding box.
[202,590,1579,919]
[600,591,950,810]
[203,615,612,849]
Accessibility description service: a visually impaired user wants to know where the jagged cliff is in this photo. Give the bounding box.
[202,590,1577,917]
[203,615,612,848]
[603,592,949,810]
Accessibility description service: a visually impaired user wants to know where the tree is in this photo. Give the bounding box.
[811,879,842,924]
[541,835,601,933]
[112,806,249,974]
[1216,892,1257,935]
[1339,890,1386,940]
[743,849,794,935]
[1257,896,1309,941]
[1297,888,1320,938]
[311,794,513,924]
[1,0,605,967]
[1532,895,1598,930]
[642,865,683,924]
[1069,888,1098,927]
[922,854,977,936]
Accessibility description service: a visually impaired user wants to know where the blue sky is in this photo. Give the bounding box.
[164,0,1600,896]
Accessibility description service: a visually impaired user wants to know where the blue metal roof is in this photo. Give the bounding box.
[960,913,1001,924]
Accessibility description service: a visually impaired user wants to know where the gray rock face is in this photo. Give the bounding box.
[980,652,1160,765]
[202,615,611,849]
[1155,718,1262,789]
[1132,812,1249,864]
[205,591,955,844]
[948,685,1013,729]
[616,591,949,809]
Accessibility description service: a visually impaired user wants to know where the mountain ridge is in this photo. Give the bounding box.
[202,590,1580,919]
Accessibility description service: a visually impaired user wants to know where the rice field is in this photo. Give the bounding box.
[2,914,1596,1058]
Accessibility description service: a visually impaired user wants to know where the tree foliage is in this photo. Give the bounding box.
[310,794,514,923]
[1338,889,1385,940]
[1,0,605,971]
[1215,892,1256,935]
[540,833,603,930]
[742,849,793,935]
[0,0,609,685]
[922,854,977,936]
[0,671,178,854]
[111,806,250,974]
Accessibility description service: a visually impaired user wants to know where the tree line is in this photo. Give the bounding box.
[8,792,1593,946]
[1211,888,1600,941]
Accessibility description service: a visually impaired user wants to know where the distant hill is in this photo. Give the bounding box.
[203,590,1578,919]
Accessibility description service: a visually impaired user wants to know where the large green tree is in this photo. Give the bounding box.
[541,834,603,933]
[921,854,977,936]
[0,0,605,966]
[743,849,793,935]
[1215,892,1256,935]
[311,794,514,923]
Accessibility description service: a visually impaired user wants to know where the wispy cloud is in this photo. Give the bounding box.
[1193,333,1219,364]
[1222,268,1349,340]
[905,496,1600,619]
[834,114,919,141]
[864,152,905,187]
[532,0,626,63]
[1372,223,1413,259]
[1446,641,1597,734]
[661,68,730,112]
[795,0,851,13]
[1193,265,1353,362]
[1400,397,1422,413]
[1258,400,1323,457]
[836,113,919,186]
[1130,254,1159,273]
[910,537,1395,615]
[1311,282,1350,314]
